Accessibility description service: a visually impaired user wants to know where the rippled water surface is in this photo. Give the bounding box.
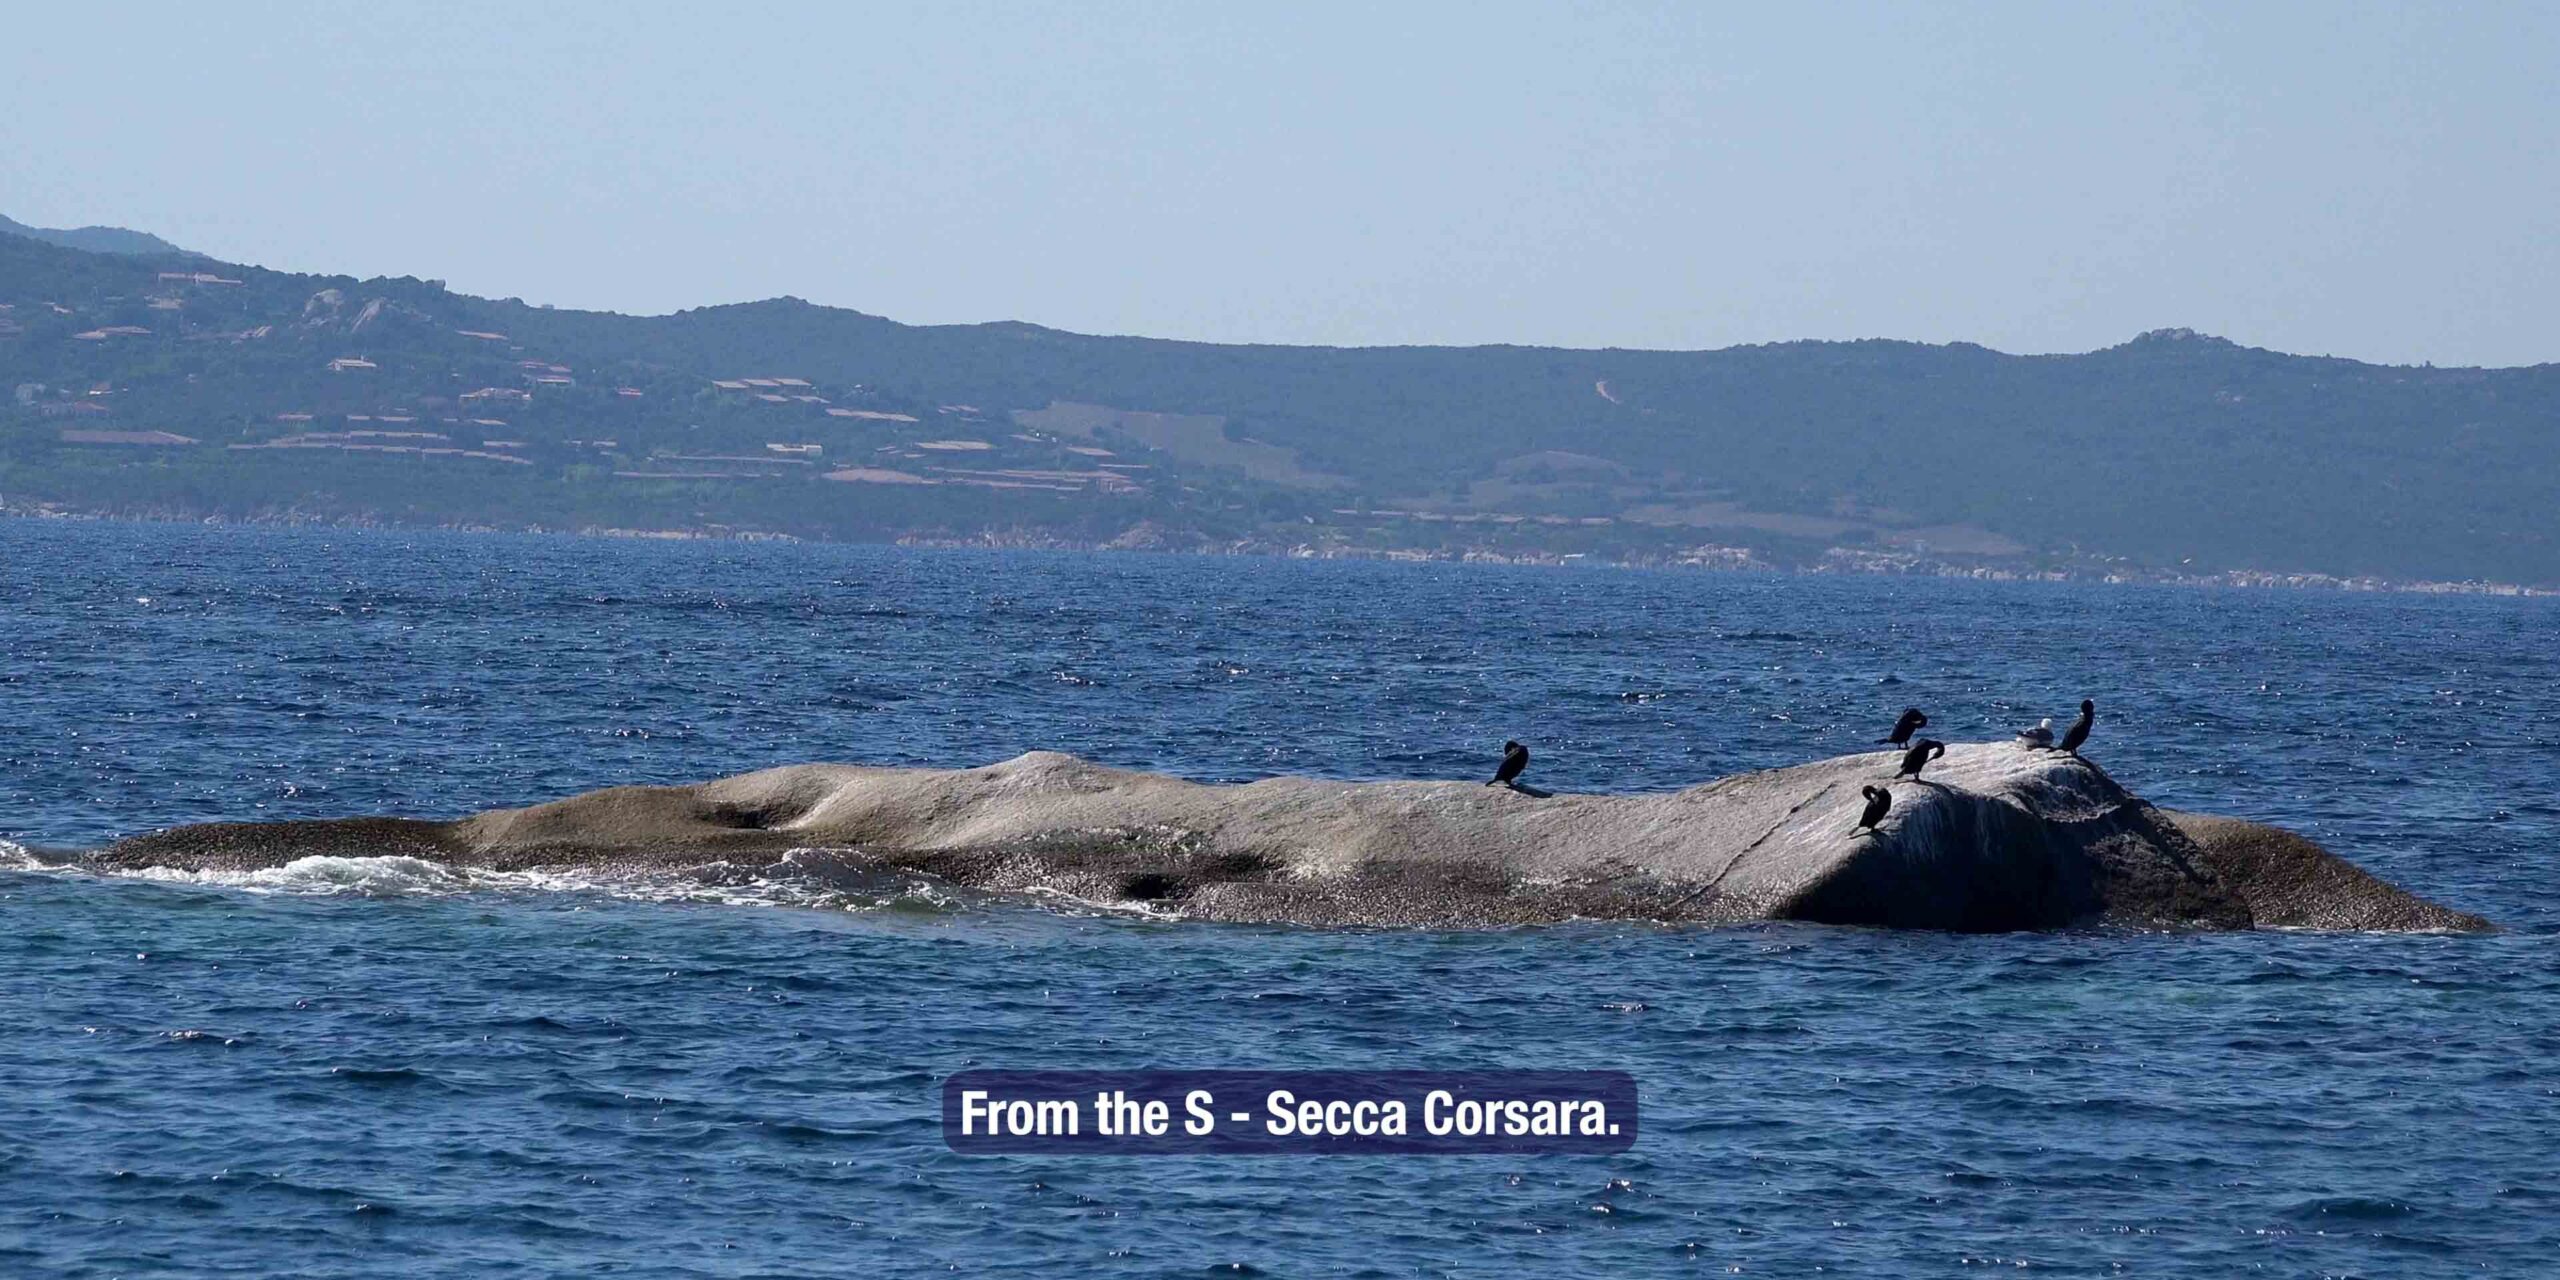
[3,519,2555,1277]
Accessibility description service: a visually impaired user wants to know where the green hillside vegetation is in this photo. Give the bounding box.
[4,225,2556,583]
[0,213,192,258]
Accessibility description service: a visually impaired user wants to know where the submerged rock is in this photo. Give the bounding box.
[94,744,2488,932]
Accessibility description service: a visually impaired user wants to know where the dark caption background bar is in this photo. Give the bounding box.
[943,1069,1638,1155]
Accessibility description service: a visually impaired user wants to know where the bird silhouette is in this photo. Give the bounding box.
[2058,700,2095,756]
[1852,785,1892,834]
[1894,739,1946,780]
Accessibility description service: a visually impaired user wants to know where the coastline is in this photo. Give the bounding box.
[3,500,2550,598]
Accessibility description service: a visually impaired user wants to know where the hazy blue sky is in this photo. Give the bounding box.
[4,2,2554,364]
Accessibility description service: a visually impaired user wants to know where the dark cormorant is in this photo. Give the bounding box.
[1879,708,1928,747]
[1852,785,1892,834]
[2058,700,2095,756]
[1894,738,1946,780]
[1488,740,1529,788]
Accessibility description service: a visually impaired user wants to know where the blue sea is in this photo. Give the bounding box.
[3,518,2555,1277]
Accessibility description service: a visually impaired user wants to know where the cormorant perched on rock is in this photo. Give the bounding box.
[1488,740,1529,788]
[1852,785,1892,834]
[2016,717,2055,749]
[2058,700,2095,756]
[1894,738,1946,780]
[1879,708,1928,747]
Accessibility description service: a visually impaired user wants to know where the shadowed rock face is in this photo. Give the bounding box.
[93,745,2490,932]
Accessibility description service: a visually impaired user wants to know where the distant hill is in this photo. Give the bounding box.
[0,213,192,258]
[3,225,2557,585]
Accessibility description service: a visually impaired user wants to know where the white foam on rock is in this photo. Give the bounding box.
[126,854,480,896]
[41,849,967,915]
